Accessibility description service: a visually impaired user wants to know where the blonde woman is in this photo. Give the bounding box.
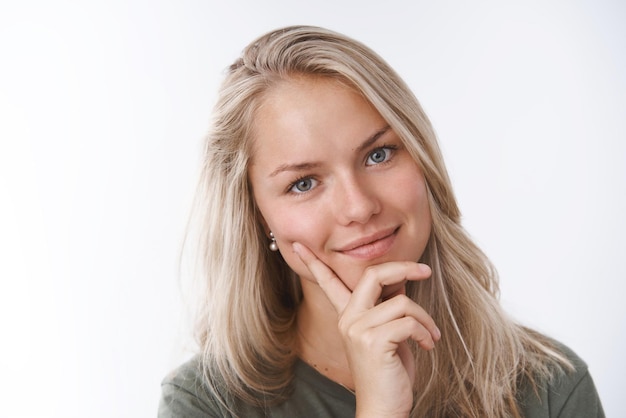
[159,26,604,417]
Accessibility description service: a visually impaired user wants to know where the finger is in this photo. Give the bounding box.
[353,294,441,342]
[349,262,431,309]
[365,316,437,352]
[292,242,351,313]
[391,316,437,351]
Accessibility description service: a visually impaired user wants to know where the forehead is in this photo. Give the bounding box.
[255,75,365,124]
[249,75,382,161]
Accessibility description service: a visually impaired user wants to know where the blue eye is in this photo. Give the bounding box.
[289,177,317,193]
[367,147,393,165]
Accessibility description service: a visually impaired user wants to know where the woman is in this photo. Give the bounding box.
[159,26,604,417]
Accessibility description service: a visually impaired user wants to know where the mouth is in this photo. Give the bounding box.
[335,226,399,260]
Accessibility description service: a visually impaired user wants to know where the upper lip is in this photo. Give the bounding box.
[335,227,399,252]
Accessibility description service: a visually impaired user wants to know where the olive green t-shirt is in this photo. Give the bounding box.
[158,342,604,417]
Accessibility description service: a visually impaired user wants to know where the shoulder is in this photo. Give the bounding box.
[518,339,605,418]
[158,355,236,418]
[158,355,297,418]
[158,356,356,418]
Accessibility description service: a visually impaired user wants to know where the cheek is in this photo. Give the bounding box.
[391,171,432,255]
[411,180,431,222]
[390,169,430,217]
[263,205,328,279]
[268,206,321,244]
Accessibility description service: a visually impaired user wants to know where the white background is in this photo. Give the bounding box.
[1,1,624,417]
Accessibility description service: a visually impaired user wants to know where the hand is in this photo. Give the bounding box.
[293,242,441,418]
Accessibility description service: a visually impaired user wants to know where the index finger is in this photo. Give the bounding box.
[350,261,431,309]
[292,242,351,313]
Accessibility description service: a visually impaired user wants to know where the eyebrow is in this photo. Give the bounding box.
[268,125,391,178]
[355,125,391,153]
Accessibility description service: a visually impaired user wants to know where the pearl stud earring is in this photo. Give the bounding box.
[269,232,278,251]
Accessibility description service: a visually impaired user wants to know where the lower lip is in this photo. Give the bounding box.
[339,229,398,260]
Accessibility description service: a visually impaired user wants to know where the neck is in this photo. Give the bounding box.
[297,279,354,390]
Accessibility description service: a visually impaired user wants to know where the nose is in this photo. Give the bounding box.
[333,173,381,225]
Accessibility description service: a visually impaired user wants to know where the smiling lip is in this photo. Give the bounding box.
[336,227,399,260]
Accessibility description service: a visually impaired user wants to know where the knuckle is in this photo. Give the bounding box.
[403,316,420,332]
[395,294,412,308]
[403,260,418,269]
[338,316,356,339]
[339,317,375,349]
[405,319,435,349]
[359,328,377,349]
[388,294,414,312]
[362,265,380,284]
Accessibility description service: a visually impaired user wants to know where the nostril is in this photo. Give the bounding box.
[335,184,381,225]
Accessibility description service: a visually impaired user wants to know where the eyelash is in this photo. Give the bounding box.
[286,176,319,195]
[286,144,399,195]
[366,144,398,166]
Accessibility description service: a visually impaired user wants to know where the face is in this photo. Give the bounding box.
[248,76,432,290]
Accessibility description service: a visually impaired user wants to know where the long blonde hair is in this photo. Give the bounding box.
[190,25,569,417]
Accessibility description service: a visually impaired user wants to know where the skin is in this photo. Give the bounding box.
[248,75,440,417]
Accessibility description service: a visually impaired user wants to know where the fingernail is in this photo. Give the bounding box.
[292,242,302,255]
[434,326,441,340]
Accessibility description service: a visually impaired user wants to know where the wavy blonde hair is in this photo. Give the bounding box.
[190,25,570,417]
